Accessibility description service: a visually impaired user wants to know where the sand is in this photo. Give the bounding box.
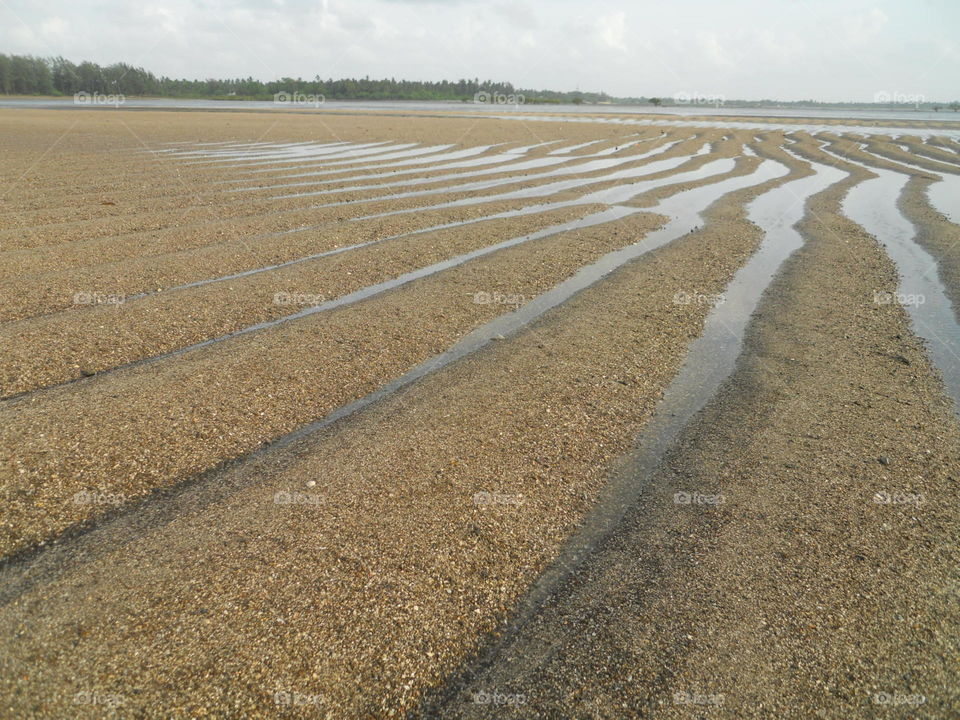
[0,107,957,718]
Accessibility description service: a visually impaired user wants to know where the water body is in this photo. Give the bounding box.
[485,113,960,141]
[172,141,390,162]
[112,149,718,311]
[467,157,852,635]
[649,158,848,454]
[160,141,349,159]
[274,139,681,202]
[348,142,706,219]
[857,146,960,226]
[6,157,776,403]
[4,96,958,124]
[232,143,506,184]
[229,139,651,193]
[843,170,960,412]
[254,139,650,197]
[928,176,960,225]
[248,158,793,453]
[548,140,607,155]
[227,143,460,171]
[181,142,423,167]
[5,96,957,138]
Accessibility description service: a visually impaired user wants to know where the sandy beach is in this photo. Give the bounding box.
[1,106,958,718]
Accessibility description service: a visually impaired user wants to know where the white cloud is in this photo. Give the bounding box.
[596,12,627,53]
[0,0,956,102]
[840,7,888,45]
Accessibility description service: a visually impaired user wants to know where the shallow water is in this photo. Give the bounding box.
[485,113,960,141]
[256,139,653,197]
[345,153,733,245]
[159,141,340,158]
[349,141,704,219]
[232,143,506,185]
[591,138,647,157]
[451,156,857,629]
[23,155,781,400]
[276,139,682,203]
[173,141,385,162]
[857,147,960,227]
[268,154,610,200]
[231,142,459,171]
[927,175,960,225]
[502,140,565,154]
[185,142,428,168]
[270,158,793,450]
[127,149,716,307]
[548,140,606,155]
[656,159,848,449]
[927,138,960,155]
[261,160,789,367]
[7,96,960,125]
[843,170,960,411]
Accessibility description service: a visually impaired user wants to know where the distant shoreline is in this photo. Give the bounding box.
[2,94,960,113]
[2,97,959,131]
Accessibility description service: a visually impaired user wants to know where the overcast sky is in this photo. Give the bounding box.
[1,0,957,102]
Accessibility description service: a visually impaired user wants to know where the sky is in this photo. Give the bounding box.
[1,0,957,102]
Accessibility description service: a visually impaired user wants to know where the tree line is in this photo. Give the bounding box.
[0,54,615,103]
[4,54,955,109]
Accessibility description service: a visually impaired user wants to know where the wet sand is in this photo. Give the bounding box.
[0,108,958,718]
[423,143,960,718]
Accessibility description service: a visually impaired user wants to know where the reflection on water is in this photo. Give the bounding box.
[843,170,960,412]
[2,96,956,122]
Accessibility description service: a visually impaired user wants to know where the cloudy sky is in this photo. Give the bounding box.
[1,0,957,102]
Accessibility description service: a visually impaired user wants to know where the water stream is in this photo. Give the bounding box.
[843,170,960,411]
